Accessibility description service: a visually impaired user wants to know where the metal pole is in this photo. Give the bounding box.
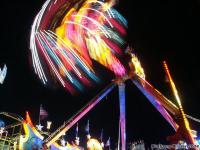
[118,83,126,150]
[45,82,116,147]
[131,78,178,131]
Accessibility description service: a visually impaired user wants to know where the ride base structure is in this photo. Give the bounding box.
[0,61,200,150]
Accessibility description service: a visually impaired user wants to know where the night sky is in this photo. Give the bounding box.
[0,0,200,148]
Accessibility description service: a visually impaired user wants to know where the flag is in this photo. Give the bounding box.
[75,123,80,145]
[75,123,79,137]
[105,137,110,147]
[100,129,103,142]
[39,105,48,120]
[85,120,90,134]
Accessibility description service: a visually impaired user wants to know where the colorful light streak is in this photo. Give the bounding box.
[30,0,127,93]
[163,61,196,145]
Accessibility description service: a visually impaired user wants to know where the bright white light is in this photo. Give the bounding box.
[0,64,7,84]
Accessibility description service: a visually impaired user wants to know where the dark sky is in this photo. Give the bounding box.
[0,0,200,147]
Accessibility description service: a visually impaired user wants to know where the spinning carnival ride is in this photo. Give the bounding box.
[1,57,200,150]
[29,0,199,148]
[1,0,200,149]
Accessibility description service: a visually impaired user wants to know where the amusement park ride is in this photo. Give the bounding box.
[1,0,200,149]
[1,55,200,149]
